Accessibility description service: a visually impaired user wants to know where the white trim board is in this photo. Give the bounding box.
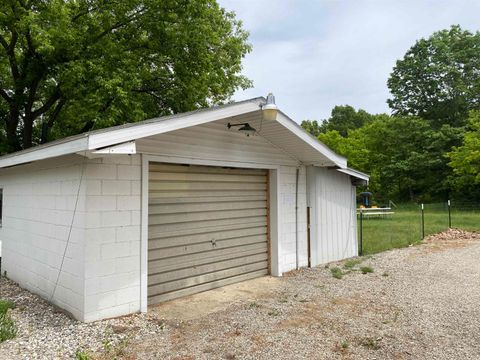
[275,112,347,169]
[337,167,369,182]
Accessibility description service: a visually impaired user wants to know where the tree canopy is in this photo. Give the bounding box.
[316,114,462,202]
[448,111,480,198]
[387,25,480,128]
[0,0,251,153]
[301,105,373,138]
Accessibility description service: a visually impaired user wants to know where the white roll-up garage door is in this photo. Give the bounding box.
[148,162,269,305]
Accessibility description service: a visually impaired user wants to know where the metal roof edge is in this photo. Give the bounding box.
[275,111,348,168]
[337,167,370,181]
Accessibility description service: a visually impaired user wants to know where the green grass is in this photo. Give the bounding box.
[0,299,16,343]
[359,204,480,255]
[343,258,363,269]
[330,267,344,279]
[0,300,15,315]
[360,266,374,274]
[75,350,91,360]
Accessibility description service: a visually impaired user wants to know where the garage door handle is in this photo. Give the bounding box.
[211,239,216,247]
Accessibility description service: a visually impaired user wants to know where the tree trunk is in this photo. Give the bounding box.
[6,106,21,152]
[22,117,33,149]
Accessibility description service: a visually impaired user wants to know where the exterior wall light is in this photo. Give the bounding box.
[227,122,257,137]
[262,93,278,121]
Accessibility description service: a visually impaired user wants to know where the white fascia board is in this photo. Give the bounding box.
[91,140,136,154]
[0,136,89,168]
[87,101,262,150]
[275,112,347,168]
[337,167,369,181]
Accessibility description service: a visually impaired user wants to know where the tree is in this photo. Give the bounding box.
[447,111,480,198]
[387,25,480,128]
[0,0,251,152]
[317,114,462,202]
[323,105,373,137]
[301,105,374,138]
[300,119,322,137]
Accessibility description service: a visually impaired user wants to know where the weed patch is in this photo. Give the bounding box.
[360,337,381,350]
[268,309,280,316]
[75,349,91,360]
[0,299,16,343]
[248,302,260,309]
[360,266,374,274]
[330,267,344,279]
[343,259,363,269]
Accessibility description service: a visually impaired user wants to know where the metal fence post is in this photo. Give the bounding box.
[448,199,451,228]
[421,203,425,240]
[359,209,363,256]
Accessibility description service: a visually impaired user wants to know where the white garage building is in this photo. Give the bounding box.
[0,96,368,322]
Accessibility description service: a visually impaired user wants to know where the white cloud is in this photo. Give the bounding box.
[219,0,480,122]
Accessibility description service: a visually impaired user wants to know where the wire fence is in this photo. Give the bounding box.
[358,201,480,255]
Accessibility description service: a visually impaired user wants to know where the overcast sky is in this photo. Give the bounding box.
[218,0,480,122]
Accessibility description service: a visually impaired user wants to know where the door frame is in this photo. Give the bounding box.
[140,154,281,312]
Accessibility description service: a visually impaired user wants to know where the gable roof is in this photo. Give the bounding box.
[0,97,356,173]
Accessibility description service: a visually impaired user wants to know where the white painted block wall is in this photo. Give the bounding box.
[0,155,87,320]
[0,154,142,322]
[82,155,142,322]
[277,165,308,273]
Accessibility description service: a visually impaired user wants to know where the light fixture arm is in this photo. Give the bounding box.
[226,122,257,137]
[227,122,248,128]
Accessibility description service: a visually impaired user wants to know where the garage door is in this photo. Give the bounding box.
[148,162,269,305]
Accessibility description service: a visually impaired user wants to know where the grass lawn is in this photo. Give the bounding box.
[359,204,480,255]
[0,299,16,343]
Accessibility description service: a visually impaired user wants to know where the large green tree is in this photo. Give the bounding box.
[387,25,480,128]
[0,0,251,152]
[447,111,480,198]
[301,105,373,138]
[318,115,462,202]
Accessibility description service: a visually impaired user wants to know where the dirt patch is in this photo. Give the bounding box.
[149,276,280,321]
[423,228,480,250]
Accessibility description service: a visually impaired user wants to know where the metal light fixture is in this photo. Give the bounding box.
[261,92,278,121]
[227,122,256,137]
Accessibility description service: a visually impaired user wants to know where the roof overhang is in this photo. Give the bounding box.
[0,97,350,170]
[337,167,369,186]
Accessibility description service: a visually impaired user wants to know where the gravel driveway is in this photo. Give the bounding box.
[1,229,480,360]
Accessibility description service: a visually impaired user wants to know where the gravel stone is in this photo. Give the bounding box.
[1,228,480,359]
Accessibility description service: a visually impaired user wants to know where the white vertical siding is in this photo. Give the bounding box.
[307,166,358,266]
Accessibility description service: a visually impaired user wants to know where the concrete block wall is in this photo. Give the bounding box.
[278,165,308,273]
[0,153,142,322]
[0,155,87,320]
[82,154,142,322]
